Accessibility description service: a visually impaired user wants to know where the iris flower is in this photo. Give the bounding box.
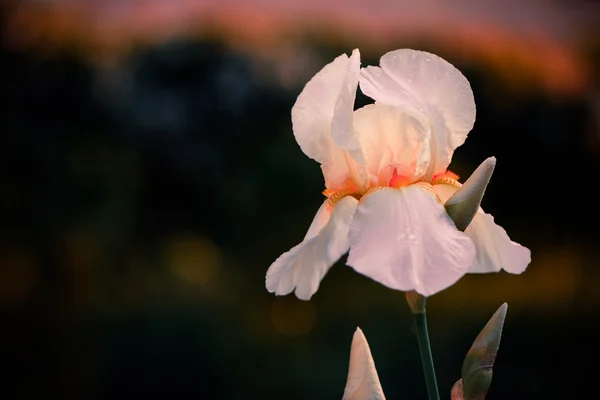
[266,49,530,300]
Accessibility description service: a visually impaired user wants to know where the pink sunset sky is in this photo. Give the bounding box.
[3,0,599,96]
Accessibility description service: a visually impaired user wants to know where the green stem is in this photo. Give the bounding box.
[413,311,440,400]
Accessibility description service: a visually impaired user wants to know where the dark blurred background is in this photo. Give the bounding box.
[1,0,599,399]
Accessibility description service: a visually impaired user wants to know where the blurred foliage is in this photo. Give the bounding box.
[1,5,600,399]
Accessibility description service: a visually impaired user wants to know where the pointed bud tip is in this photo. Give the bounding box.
[477,157,496,177]
[352,327,367,343]
[488,302,508,326]
[461,302,509,399]
[498,302,508,314]
[343,325,386,400]
[477,157,496,175]
[484,156,496,166]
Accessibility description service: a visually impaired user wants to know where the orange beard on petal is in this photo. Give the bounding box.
[431,170,462,188]
[323,176,364,207]
[323,189,361,208]
[433,170,460,181]
[323,170,460,208]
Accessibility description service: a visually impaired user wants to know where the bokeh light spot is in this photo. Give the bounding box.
[270,296,316,337]
[167,235,221,286]
[0,249,37,308]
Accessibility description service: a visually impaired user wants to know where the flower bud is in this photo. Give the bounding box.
[451,379,464,400]
[460,303,507,400]
[445,157,496,232]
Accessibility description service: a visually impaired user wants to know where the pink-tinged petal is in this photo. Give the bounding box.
[342,328,386,400]
[267,201,332,297]
[433,184,531,274]
[303,200,331,241]
[333,50,364,165]
[292,49,367,190]
[432,183,458,203]
[266,196,358,300]
[292,52,349,163]
[465,210,531,274]
[320,147,366,191]
[353,103,429,184]
[347,186,475,296]
[360,49,475,178]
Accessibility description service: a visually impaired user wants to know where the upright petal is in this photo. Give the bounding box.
[342,328,386,400]
[266,196,358,300]
[292,49,367,190]
[333,50,365,165]
[353,103,429,184]
[360,49,476,178]
[433,184,531,274]
[347,185,476,297]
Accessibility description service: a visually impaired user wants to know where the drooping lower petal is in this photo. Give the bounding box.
[342,328,386,400]
[433,184,531,274]
[464,210,531,274]
[303,200,332,241]
[347,185,476,296]
[266,196,359,300]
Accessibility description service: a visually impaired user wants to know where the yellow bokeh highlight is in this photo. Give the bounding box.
[0,249,37,307]
[271,296,316,337]
[167,235,221,286]
[435,244,582,315]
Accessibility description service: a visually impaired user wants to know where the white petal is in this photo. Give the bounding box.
[347,186,475,296]
[266,196,358,300]
[292,50,367,190]
[433,184,531,274]
[360,49,475,177]
[267,201,332,297]
[353,103,429,184]
[333,50,364,165]
[432,183,458,203]
[292,52,349,163]
[303,201,331,241]
[465,210,531,274]
[342,328,386,400]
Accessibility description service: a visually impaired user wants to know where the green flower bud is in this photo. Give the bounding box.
[445,157,496,232]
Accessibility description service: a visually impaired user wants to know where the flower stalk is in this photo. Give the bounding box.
[412,308,440,400]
